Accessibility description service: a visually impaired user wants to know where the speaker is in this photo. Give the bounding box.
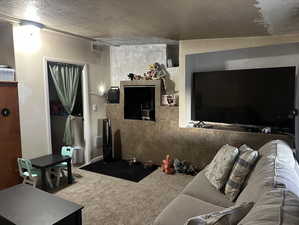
[107,87,120,104]
[102,119,113,162]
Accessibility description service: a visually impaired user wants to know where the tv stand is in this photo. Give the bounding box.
[204,124,251,132]
[192,122,293,136]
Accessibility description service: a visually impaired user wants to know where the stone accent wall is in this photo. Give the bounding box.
[106,80,293,169]
[110,44,167,86]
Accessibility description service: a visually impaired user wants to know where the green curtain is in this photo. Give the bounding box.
[48,62,83,146]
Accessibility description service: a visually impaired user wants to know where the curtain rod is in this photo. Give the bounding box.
[48,61,84,68]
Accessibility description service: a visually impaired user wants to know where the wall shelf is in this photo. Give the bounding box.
[166,45,179,68]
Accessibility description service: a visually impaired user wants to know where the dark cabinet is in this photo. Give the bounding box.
[124,86,155,121]
[0,82,22,190]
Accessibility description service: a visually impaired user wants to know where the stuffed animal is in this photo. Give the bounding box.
[173,158,197,176]
[162,155,174,174]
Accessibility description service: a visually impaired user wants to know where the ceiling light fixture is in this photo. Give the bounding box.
[15,20,43,53]
[20,20,45,29]
[24,3,40,21]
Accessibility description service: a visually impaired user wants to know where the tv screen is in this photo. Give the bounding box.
[192,67,295,133]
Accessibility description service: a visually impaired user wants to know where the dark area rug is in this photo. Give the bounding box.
[80,160,158,182]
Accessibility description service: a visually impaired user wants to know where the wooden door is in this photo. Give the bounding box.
[0,82,22,190]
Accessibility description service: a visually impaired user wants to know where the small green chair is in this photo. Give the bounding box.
[17,158,54,188]
[51,146,74,187]
[17,158,40,187]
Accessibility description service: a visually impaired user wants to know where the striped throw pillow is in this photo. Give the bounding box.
[224,144,259,201]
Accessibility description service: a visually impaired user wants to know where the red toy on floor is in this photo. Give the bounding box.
[162,155,174,174]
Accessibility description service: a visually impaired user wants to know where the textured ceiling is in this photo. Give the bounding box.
[256,0,299,35]
[0,0,299,44]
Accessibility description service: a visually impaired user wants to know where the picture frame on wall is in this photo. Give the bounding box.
[162,95,177,106]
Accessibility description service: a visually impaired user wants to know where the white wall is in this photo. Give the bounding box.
[13,25,110,159]
[110,44,166,86]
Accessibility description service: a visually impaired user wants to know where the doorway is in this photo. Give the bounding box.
[46,60,87,164]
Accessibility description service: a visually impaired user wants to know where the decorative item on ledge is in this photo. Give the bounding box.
[127,62,166,81]
[161,94,177,106]
[127,62,168,91]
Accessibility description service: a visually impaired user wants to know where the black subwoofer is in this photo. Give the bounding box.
[102,119,113,162]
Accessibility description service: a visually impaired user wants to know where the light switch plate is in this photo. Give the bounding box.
[92,104,98,112]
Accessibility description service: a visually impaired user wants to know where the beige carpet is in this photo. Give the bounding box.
[54,166,193,225]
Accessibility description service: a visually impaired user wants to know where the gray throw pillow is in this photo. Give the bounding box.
[205,144,239,190]
[224,144,259,201]
[185,202,254,225]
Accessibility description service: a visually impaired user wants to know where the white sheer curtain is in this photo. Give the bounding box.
[48,62,83,146]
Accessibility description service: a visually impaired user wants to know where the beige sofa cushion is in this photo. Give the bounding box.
[224,145,259,201]
[246,140,277,187]
[246,140,293,186]
[239,189,299,225]
[271,140,299,197]
[184,202,254,225]
[205,144,239,190]
[183,170,234,208]
[154,194,224,225]
[237,140,298,204]
[236,176,273,205]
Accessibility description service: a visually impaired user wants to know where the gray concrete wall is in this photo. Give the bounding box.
[107,102,292,169]
[110,44,166,86]
[106,39,299,165]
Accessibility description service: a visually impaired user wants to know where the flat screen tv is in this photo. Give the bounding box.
[192,67,296,133]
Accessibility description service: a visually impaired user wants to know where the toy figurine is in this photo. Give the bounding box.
[162,155,174,174]
[128,73,135,80]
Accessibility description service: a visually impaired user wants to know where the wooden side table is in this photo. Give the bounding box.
[0,184,83,225]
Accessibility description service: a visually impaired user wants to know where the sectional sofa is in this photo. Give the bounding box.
[154,140,299,225]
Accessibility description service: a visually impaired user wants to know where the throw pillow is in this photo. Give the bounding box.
[185,202,254,225]
[238,189,299,225]
[224,144,259,201]
[205,144,239,190]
